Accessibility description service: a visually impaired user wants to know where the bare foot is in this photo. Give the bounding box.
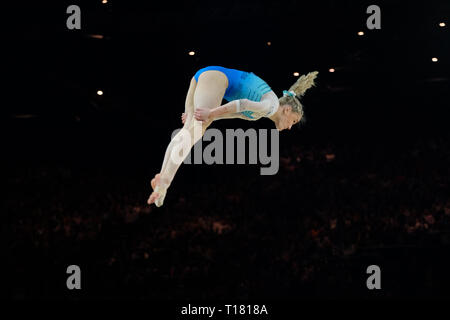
[151,173,161,190]
[147,173,167,207]
[148,173,161,205]
[147,191,160,205]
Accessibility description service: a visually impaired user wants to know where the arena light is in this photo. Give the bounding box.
[293,72,300,76]
[432,57,438,62]
[439,22,446,27]
[267,41,272,46]
[358,31,364,36]
[102,0,108,4]
[88,34,104,39]
[329,68,335,73]
[97,90,104,96]
[188,51,195,56]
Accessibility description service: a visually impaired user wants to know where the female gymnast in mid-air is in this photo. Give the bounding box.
[148,66,318,207]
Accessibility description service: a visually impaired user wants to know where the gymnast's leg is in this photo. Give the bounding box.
[148,71,227,206]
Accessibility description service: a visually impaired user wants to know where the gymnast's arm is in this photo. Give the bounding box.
[210,98,273,119]
[195,100,242,121]
[214,113,246,120]
[194,92,277,122]
[209,100,240,119]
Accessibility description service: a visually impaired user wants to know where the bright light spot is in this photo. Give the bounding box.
[358,31,364,36]
[89,34,104,39]
[267,41,272,46]
[188,51,195,56]
[293,72,300,77]
[439,22,446,27]
[102,0,108,4]
[329,68,335,73]
[97,90,104,96]
[432,57,438,62]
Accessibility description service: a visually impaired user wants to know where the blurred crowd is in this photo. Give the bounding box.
[6,135,450,299]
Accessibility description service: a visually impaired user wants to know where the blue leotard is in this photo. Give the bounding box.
[194,66,272,103]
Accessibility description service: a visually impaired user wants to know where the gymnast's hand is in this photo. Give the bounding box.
[194,108,211,122]
[181,112,187,124]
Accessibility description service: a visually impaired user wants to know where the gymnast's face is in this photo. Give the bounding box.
[277,105,301,131]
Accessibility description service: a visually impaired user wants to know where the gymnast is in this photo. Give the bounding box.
[148,66,318,207]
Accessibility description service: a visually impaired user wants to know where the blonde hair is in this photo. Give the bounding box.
[279,71,319,122]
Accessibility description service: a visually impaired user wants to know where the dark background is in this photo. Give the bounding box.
[4,0,450,300]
